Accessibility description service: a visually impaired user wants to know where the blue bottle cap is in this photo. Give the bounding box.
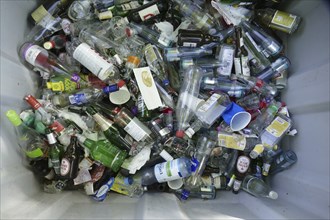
[181,189,190,200]
[124,177,133,185]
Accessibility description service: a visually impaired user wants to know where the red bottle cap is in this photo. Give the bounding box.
[256,79,264,88]
[117,80,126,88]
[24,95,41,110]
[176,130,184,138]
[162,107,173,114]
[113,107,121,115]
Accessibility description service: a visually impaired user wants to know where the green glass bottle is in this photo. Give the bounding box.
[86,106,131,152]
[45,128,63,175]
[76,134,127,172]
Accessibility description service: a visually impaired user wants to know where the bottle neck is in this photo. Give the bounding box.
[92,113,114,132]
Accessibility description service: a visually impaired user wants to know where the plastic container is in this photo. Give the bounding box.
[0,0,329,219]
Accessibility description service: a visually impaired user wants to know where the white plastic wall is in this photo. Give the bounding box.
[1,0,329,219]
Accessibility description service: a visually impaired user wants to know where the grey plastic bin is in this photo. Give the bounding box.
[0,0,329,219]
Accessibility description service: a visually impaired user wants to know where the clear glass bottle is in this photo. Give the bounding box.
[6,110,49,160]
[255,8,301,34]
[241,20,283,57]
[248,101,282,135]
[185,93,231,138]
[242,175,278,199]
[256,56,291,83]
[51,87,105,108]
[260,114,292,147]
[173,0,217,35]
[164,47,213,62]
[175,66,203,138]
[126,22,173,48]
[19,43,86,86]
[66,40,121,84]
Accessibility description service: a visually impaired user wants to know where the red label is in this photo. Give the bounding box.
[50,120,65,133]
[24,95,41,110]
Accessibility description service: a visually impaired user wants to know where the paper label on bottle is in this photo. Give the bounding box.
[236,155,250,174]
[218,46,234,76]
[183,42,197,47]
[234,57,242,75]
[271,10,296,29]
[159,127,170,137]
[50,82,64,91]
[198,93,222,113]
[138,4,160,21]
[31,5,50,23]
[133,67,162,110]
[73,43,114,81]
[241,56,250,76]
[60,158,71,176]
[121,1,141,11]
[69,93,87,105]
[124,117,150,142]
[218,133,246,151]
[154,160,181,183]
[190,157,199,172]
[263,163,271,173]
[265,116,290,138]
[49,120,65,133]
[25,45,45,66]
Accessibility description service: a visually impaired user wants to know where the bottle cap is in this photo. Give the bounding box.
[43,41,55,50]
[46,82,53,89]
[249,144,264,159]
[109,85,131,105]
[176,130,184,138]
[269,191,278,200]
[180,189,190,200]
[117,80,126,88]
[6,110,22,126]
[127,56,140,66]
[167,179,183,190]
[124,177,133,185]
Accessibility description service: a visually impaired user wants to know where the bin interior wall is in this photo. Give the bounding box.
[1,0,329,219]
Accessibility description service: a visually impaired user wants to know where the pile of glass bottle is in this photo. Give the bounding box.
[6,0,301,201]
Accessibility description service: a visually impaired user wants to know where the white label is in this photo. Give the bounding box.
[183,42,197,47]
[218,46,234,76]
[198,93,221,113]
[25,45,45,66]
[138,4,160,21]
[241,56,250,76]
[154,160,181,183]
[133,67,163,110]
[124,118,150,142]
[73,43,114,81]
[159,127,170,137]
[234,57,242,75]
[60,158,70,176]
[61,18,71,35]
[236,155,250,173]
[121,1,141,11]
[46,133,57,145]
